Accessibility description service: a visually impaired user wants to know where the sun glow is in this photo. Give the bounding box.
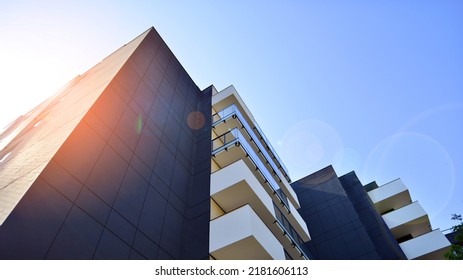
[0,27,100,132]
[0,46,75,129]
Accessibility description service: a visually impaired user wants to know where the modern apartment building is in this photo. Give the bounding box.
[210,85,311,260]
[0,27,211,259]
[0,27,451,259]
[365,178,451,259]
[293,166,451,259]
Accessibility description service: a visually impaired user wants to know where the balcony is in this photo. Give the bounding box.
[210,205,285,260]
[212,104,299,208]
[211,159,311,256]
[273,203,313,260]
[211,159,277,230]
[399,229,451,259]
[212,129,310,242]
[212,128,290,212]
[367,179,412,214]
[213,103,290,180]
[382,201,431,240]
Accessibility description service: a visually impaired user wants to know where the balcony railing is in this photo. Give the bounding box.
[212,104,291,183]
[274,203,313,260]
[253,122,290,180]
[212,128,290,212]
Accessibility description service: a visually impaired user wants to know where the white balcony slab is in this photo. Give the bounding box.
[211,159,310,242]
[399,229,451,260]
[210,205,285,260]
[368,179,411,214]
[382,201,430,239]
[211,159,275,225]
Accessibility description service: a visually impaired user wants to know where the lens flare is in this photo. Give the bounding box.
[136,114,143,135]
[187,111,205,130]
[362,132,456,221]
[279,119,344,179]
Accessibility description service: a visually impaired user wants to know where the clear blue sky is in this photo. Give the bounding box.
[1,0,462,231]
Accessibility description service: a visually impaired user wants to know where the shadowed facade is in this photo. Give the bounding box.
[0,27,211,260]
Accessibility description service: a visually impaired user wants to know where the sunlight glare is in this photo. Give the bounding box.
[0,43,86,130]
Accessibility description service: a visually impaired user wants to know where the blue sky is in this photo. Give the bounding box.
[0,0,462,231]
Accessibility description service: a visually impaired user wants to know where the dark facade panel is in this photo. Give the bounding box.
[292,166,381,259]
[445,230,463,246]
[182,85,212,259]
[94,229,132,260]
[0,27,211,260]
[46,206,104,259]
[339,172,407,260]
[0,177,73,259]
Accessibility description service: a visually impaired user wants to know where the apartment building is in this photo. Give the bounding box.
[366,178,451,259]
[293,166,450,259]
[0,26,450,259]
[0,27,211,259]
[209,85,311,260]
